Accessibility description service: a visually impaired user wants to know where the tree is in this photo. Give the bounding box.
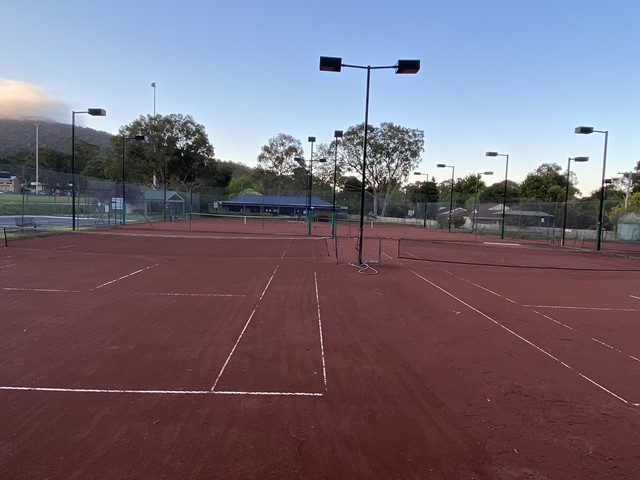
[519,162,577,202]
[104,114,215,187]
[256,133,303,193]
[310,142,347,200]
[226,175,260,198]
[340,122,424,217]
[480,180,520,204]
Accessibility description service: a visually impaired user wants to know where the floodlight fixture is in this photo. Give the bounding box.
[319,56,342,72]
[395,59,421,74]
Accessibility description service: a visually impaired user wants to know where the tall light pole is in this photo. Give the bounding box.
[413,171,430,228]
[575,126,608,251]
[437,164,455,231]
[331,130,343,238]
[121,135,147,225]
[473,171,493,235]
[151,82,157,116]
[485,151,510,239]
[34,124,39,195]
[320,56,420,265]
[562,156,589,246]
[308,136,316,234]
[295,152,326,236]
[72,108,106,230]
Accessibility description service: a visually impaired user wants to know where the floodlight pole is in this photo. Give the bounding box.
[308,136,315,236]
[151,82,157,116]
[561,156,589,246]
[413,172,429,228]
[122,135,147,225]
[331,130,343,238]
[485,151,509,239]
[320,56,420,265]
[473,171,493,237]
[72,108,106,231]
[575,126,608,251]
[437,164,455,232]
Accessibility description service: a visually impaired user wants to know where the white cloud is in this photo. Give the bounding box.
[0,79,66,121]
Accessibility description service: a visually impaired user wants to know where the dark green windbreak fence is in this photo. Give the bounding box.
[1,162,638,252]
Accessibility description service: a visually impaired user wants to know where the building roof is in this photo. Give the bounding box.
[144,190,184,202]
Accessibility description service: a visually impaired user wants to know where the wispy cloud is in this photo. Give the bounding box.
[0,79,67,122]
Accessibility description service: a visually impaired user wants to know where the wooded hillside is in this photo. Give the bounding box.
[0,119,112,157]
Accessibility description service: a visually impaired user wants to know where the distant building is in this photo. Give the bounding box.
[0,172,19,193]
[215,194,347,217]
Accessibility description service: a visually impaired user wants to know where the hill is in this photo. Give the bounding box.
[0,119,112,158]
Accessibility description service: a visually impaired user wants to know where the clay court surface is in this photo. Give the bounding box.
[1,220,640,479]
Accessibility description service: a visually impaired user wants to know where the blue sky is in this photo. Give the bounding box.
[2,0,639,195]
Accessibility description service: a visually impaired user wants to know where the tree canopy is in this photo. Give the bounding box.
[340,122,424,216]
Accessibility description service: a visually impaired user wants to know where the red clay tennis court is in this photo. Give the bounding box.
[1,225,639,479]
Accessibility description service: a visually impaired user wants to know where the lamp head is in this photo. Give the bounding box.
[436,164,446,168]
[573,156,589,162]
[575,126,594,134]
[134,135,148,141]
[318,158,327,163]
[395,59,420,74]
[334,130,343,138]
[319,56,342,72]
[308,136,316,143]
[88,108,106,116]
[485,152,498,157]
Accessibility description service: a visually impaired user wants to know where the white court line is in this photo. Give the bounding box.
[0,263,16,269]
[410,269,639,407]
[0,386,322,397]
[483,242,522,246]
[211,264,280,390]
[460,278,519,305]
[58,244,80,249]
[281,239,292,260]
[631,295,640,301]
[90,262,162,290]
[457,274,640,374]
[3,287,81,293]
[135,292,250,298]
[522,305,640,312]
[314,271,328,390]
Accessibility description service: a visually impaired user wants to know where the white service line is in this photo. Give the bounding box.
[522,305,640,312]
[58,244,80,249]
[630,295,640,301]
[3,287,81,293]
[211,264,280,391]
[135,292,250,298]
[90,263,162,290]
[314,271,328,390]
[410,269,640,407]
[281,239,292,260]
[460,277,519,304]
[0,386,322,397]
